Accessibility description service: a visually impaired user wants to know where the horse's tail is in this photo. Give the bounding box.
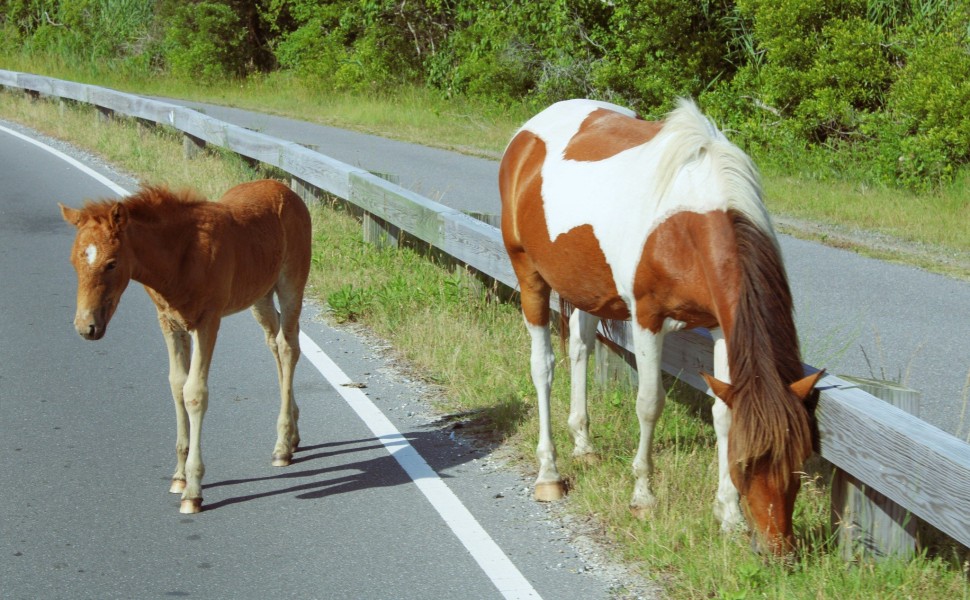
[655,99,776,244]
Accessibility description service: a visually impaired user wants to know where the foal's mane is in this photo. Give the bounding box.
[660,100,811,489]
[80,185,207,224]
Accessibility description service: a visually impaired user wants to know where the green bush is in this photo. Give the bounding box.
[163,1,248,82]
[592,0,736,114]
[872,29,970,189]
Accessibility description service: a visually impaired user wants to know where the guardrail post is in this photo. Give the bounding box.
[831,375,921,562]
[95,106,113,126]
[595,330,638,390]
[290,176,319,205]
[183,133,205,159]
[362,172,401,249]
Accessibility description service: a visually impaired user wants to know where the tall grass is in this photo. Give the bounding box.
[2,88,967,599]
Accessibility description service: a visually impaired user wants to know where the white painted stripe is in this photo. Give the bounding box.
[0,123,130,196]
[300,331,542,600]
[5,122,541,599]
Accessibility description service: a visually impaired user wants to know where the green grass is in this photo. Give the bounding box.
[2,86,968,600]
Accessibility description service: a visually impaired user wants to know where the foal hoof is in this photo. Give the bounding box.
[271,453,292,467]
[533,481,566,502]
[169,479,186,494]
[179,498,203,514]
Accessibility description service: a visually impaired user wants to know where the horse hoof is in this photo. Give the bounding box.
[572,452,599,466]
[630,498,658,520]
[271,454,292,467]
[170,479,186,494]
[179,498,203,514]
[533,481,566,502]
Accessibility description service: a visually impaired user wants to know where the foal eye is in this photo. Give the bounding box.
[105,260,117,271]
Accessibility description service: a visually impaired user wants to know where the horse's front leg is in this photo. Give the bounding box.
[567,309,599,462]
[159,318,191,495]
[710,328,745,532]
[178,319,219,514]
[628,318,684,517]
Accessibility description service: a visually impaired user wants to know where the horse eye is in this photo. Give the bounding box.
[105,260,117,271]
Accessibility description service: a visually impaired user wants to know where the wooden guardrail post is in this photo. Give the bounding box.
[290,176,319,205]
[830,375,921,561]
[595,330,638,390]
[182,133,205,159]
[95,105,113,126]
[362,172,401,249]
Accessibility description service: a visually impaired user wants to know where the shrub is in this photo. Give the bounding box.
[163,1,248,82]
[872,29,970,189]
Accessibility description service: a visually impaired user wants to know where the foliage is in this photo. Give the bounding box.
[161,1,250,82]
[3,0,969,187]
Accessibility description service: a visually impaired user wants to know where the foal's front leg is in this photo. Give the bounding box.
[178,319,219,514]
[159,320,191,495]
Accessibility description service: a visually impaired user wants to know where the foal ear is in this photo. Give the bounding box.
[59,203,82,227]
[702,372,735,407]
[109,202,129,230]
[790,369,826,401]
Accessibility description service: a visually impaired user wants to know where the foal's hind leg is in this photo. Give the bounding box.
[252,291,302,467]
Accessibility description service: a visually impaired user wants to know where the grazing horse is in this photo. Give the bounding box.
[499,99,824,554]
[60,179,312,514]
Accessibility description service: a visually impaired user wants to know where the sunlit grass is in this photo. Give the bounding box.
[3,87,967,600]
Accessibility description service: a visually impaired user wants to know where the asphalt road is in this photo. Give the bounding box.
[157,98,970,439]
[0,122,657,599]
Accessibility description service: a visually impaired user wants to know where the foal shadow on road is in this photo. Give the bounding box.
[200,428,479,512]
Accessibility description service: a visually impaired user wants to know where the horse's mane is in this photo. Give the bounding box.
[655,99,777,248]
[80,185,207,224]
[727,211,812,491]
[650,99,810,489]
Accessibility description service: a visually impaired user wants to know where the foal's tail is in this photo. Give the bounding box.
[655,99,776,242]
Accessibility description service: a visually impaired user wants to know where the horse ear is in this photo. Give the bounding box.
[702,372,735,407]
[109,202,128,230]
[59,203,82,227]
[790,369,826,401]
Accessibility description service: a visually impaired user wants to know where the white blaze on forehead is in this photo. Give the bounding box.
[85,244,98,265]
[519,99,730,304]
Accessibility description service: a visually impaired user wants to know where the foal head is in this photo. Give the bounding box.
[60,201,133,340]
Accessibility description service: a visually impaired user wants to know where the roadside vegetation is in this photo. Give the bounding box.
[2,0,969,597]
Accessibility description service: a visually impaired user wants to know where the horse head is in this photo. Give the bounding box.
[60,201,133,340]
[703,370,825,556]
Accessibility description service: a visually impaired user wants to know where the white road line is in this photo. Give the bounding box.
[1,122,542,600]
[300,332,542,600]
[0,123,129,197]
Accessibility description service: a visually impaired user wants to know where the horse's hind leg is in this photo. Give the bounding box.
[251,294,300,466]
[568,309,599,462]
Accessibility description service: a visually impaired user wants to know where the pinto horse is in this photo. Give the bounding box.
[60,179,312,514]
[499,99,824,554]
